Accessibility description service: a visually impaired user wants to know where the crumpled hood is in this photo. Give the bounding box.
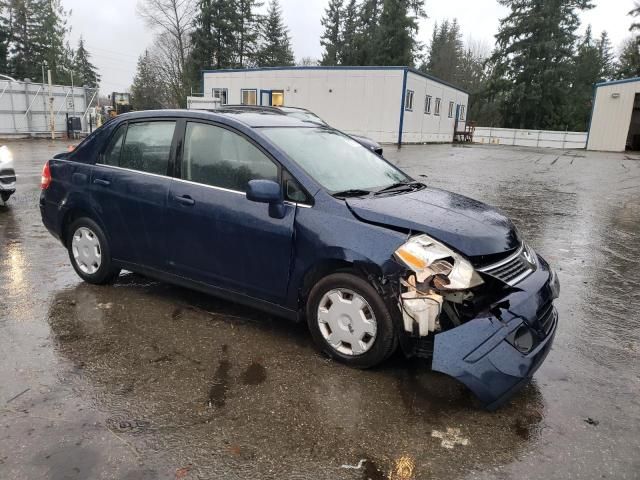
[346,187,520,257]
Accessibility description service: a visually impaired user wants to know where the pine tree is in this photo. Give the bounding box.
[73,37,100,88]
[34,0,70,84]
[422,19,463,84]
[258,0,294,67]
[617,38,640,79]
[597,31,615,81]
[131,50,167,110]
[0,3,10,75]
[320,0,342,66]
[189,0,237,76]
[373,0,425,67]
[489,0,594,130]
[235,0,262,67]
[340,0,359,65]
[568,27,601,130]
[352,0,382,65]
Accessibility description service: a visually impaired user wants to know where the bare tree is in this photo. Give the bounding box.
[137,0,196,106]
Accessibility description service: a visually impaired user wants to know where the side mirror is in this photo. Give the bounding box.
[246,179,285,219]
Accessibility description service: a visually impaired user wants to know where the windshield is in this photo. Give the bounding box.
[261,127,409,193]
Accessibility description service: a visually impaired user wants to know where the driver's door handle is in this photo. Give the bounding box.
[175,195,195,206]
[93,178,110,187]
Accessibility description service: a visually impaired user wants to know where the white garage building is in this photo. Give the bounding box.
[201,67,469,145]
[588,77,640,152]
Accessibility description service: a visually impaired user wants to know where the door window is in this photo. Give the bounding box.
[181,122,278,191]
[100,124,126,166]
[120,121,176,175]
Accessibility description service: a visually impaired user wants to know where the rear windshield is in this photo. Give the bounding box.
[261,127,407,192]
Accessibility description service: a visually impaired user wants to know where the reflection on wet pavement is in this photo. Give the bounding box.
[1,140,639,479]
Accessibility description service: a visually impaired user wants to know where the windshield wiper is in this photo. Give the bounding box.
[332,189,374,198]
[375,181,424,195]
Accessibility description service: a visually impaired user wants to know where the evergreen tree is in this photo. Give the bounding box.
[320,0,342,66]
[340,0,359,64]
[422,19,463,84]
[597,31,615,80]
[630,2,640,34]
[258,0,294,67]
[352,0,382,65]
[373,0,425,67]
[189,0,237,79]
[235,0,262,67]
[568,27,602,130]
[489,0,594,130]
[0,3,10,75]
[34,0,70,84]
[131,50,167,110]
[73,37,100,88]
[617,38,640,79]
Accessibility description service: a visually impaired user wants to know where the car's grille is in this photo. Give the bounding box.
[0,169,16,185]
[537,301,556,336]
[478,243,535,286]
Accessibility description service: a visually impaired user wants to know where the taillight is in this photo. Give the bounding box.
[41,161,51,190]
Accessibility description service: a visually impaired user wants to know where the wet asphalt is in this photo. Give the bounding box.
[0,140,638,480]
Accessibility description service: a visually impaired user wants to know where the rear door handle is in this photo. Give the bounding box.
[175,195,195,206]
[93,178,111,186]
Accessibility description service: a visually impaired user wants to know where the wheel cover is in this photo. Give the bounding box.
[71,226,102,275]
[317,288,377,356]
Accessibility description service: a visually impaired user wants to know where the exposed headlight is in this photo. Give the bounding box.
[394,234,484,290]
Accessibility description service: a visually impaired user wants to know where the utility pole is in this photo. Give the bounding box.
[48,70,55,140]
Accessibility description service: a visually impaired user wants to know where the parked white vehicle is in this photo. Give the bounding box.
[0,145,16,203]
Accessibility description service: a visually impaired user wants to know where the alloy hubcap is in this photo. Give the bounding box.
[71,226,102,275]
[317,288,377,356]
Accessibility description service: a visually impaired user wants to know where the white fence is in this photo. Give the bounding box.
[0,78,97,138]
[474,127,587,149]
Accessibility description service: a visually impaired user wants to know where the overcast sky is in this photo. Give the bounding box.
[64,0,636,94]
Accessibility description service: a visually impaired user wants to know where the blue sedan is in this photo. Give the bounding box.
[39,109,559,409]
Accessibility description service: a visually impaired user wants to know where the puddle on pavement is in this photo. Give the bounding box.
[45,273,546,479]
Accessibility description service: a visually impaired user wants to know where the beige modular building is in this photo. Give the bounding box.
[201,67,469,145]
[587,77,640,152]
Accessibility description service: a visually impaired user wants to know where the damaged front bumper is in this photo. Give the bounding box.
[430,256,558,409]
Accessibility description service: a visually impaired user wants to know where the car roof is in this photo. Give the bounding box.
[115,109,313,128]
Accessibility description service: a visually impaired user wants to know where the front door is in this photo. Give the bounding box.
[260,90,272,106]
[91,120,177,270]
[166,121,295,304]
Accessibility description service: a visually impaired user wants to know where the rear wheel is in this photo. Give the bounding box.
[306,272,397,368]
[67,217,120,285]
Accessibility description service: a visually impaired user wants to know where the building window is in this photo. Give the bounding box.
[405,90,414,111]
[448,101,455,118]
[424,95,432,114]
[459,105,466,120]
[271,90,285,106]
[435,98,441,115]
[241,89,257,105]
[212,88,228,105]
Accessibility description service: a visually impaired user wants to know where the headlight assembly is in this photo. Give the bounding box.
[394,234,484,290]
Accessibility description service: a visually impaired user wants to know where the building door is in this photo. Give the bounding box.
[626,93,640,150]
[260,90,272,106]
[453,104,460,141]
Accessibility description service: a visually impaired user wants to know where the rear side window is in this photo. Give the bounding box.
[181,122,278,191]
[120,121,176,175]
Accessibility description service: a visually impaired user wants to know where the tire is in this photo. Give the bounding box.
[66,217,120,285]
[306,272,397,368]
[1,191,12,203]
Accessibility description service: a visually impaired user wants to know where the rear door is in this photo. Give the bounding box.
[166,121,295,304]
[91,119,178,270]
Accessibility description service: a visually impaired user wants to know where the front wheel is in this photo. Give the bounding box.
[306,272,397,368]
[1,191,13,203]
[67,217,120,285]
